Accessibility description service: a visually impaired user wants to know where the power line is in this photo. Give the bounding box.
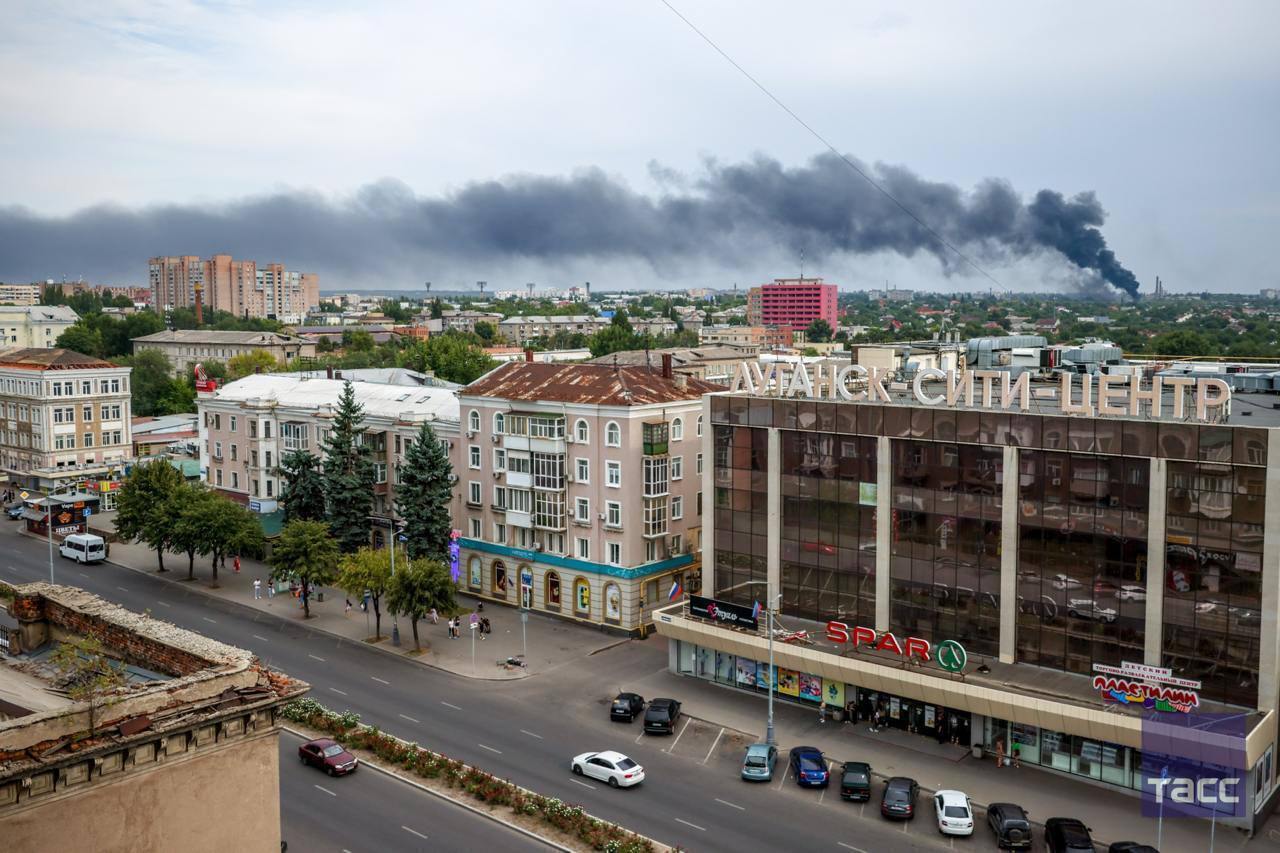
[657,0,1004,289]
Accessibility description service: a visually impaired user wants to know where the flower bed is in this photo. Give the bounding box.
[280,698,658,853]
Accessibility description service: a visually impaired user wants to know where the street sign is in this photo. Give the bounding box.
[18,491,28,500]
[521,611,528,624]
[82,508,92,517]
[470,613,479,625]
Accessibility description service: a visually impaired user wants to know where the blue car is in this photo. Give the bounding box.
[789,745,829,788]
[741,743,777,781]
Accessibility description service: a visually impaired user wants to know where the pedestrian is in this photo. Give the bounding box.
[267,580,275,598]
[344,598,352,615]
[429,607,438,625]
[448,617,455,639]
[868,710,878,733]
[479,614,487,640]
[482,616,491,634]
[845,700,855,725]
[233,555,241,574]
[818,700,827,724]
[1012,745,1021,769]
[949,713,959,745]
[995,737,1005,769]
[252,578,262,600]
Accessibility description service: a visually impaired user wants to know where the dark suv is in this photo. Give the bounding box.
[839,761,872,801]
[610,692,645,722]
[1045,818,1095,853]
[986,802,1032,849]
[880,776,918,820]
[643,698,681,734]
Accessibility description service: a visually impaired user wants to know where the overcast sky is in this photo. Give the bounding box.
[0,1,1276,294]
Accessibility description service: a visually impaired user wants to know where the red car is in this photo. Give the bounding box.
[298,738,358,776]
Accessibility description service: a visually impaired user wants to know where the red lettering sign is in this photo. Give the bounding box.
[903,636,932,662]
[875,632,904,656]
[825,622,849,643]
[825,621,937,663]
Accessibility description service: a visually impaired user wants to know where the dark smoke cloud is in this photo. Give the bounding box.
[0,153,1138,296]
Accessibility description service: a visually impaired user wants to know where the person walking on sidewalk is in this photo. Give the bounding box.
[995,737,1006,769]
[818,700,827,724]
[429,607,438,625]
[253,578,261,600]
[267,580,275,598]
[233,555,241,574]
[869,709,879,733]
[344,598,352,615]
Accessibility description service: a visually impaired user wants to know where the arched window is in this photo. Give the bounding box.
[575,419,589,443]
[604,582,622,622]
[605,421,621,447]
[546,571,561,609]
[493,412,505,435]
[574,578,591,614]
[467,556,482,589]
[492,560,507,597]
[671,417,683,441]
[696,415,703,437]
[468,410,480,433]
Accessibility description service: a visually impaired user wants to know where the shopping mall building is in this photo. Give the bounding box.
[654,363,1280,830]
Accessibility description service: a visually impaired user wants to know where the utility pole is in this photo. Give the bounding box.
[388,520,400,647]
[766,593,780,746]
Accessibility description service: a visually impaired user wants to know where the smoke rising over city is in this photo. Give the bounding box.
[0,153,1139,295]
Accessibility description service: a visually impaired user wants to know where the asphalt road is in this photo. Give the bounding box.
[5,533,958,852]
[279,730,550,852]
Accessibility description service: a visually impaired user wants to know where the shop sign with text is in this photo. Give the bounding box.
[1093,661,1201,713]
[825,621,968,672]
[690,595,759,631]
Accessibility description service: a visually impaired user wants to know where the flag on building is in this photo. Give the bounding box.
[752,600,762,620]
[668,579,682,601]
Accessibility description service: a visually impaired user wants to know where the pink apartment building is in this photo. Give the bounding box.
[747,277,839,331]
[454,356,720,633]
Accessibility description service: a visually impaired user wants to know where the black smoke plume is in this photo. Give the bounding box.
[0,153,1138,295]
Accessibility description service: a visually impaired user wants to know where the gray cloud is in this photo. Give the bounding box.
[0,152,1138,295]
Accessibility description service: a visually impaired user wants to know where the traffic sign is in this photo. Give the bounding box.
[470,613,479,625]
[82,508,92,517]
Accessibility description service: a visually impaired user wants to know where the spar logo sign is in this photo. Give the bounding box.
[936,640,967,673]
[1141,714,1246,819]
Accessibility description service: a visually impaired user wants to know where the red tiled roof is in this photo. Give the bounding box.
[460,362,721,406]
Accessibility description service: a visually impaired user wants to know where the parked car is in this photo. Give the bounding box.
[788,746,829,788]
[60,533,107,564]
[643,698,681,734]
[880,776,918,819]
[5,503,24,520]
[571,750,644,788]
[1118,585,1146,602]
[839,761,872,801]
[1067,598,1118,623]
[986,802,1032,849]
[610,692,645,722]
[1108,844,1159,853]
[741,742,777,781]
[298,738,358,776]
[1044,817,1095,853]
[933,789,973,836]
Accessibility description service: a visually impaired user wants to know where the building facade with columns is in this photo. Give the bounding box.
[656,368,1280,830]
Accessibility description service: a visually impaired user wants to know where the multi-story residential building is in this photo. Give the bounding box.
[454,356,720,632]
[0,305,79,348]
[630,318,678,337]
[586,346,744,385]
[440,310,505,334]
[0,348,133,499]
[132,330,316,377]
[746,277,839,331]
[698,324,794,351]
[197,373,458,517]
[148,254,320,321]
[497,315,609,345]
[0,283,42,305]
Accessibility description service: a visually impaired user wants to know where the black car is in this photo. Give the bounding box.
[986,802,1032,850]
[880,776,918,820]
[839,761,872,801]
[643,698,681,734]
[1108,844,1158,853]
[610,692,645,722]
[1045,818,1095,853]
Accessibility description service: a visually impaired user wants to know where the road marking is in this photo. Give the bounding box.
[329,687,348,696]
[520,729,543,739]
[477,743,502,754]
[569,777,595,790]
[901,821,908,834]
[674,818,705,832]
[634,730,646,744]
[702,727,725,764]
[157,600,171,607]
[370,676,390,685]
[399,714,420,724]
[116,586,129,592]
[308,654,326,662]
[440,701,462,711]
[313,784,336,797]
[78,572,89,579]
[838,844,868,853]
[252,634,269,642]
[818,759,834,803]
[401,826,428,840]
[202,617,217,624]
[776,767,789,791]
[714,797,744,811]
[666,717,692,754]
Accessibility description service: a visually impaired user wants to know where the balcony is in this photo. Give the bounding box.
[642,421,669,456]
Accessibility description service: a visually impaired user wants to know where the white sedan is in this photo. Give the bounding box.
[571,750,645,788]
[1118,585,1146,602]
[1052,574,1083,590]
[934,789,974,836]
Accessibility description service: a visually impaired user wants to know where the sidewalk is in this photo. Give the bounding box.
[626,666,1268,852]
[94,537,627,681]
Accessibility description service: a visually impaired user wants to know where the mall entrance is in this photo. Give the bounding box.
[857,689,971,746]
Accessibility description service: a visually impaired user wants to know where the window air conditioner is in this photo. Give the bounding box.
[466,431,474,439]
[491,434,500,443]
[566,475,575,483]
[492,471,501,478]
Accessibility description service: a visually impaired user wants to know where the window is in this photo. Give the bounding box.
[643,456,669,496]
[249,420,258,438]
[470,517,482,538]
[671,455,683,480]
[281,422,308,451]
[670,533,682,553]
[575,419,589,443]
[605,421,621,447]
[575,458,589,483]
[532,453,565,489]
[671,417,683,441]
[672,495,684,519]
[230,444,237,461]
[507,454,531,475]
[492,485,507,509]
[262,421,272,439]
[529,416,565,439]
[264,478,271,496]
[577,537,590,560]
[494,448,507,471]
[215,468,223,486]
[574,578,590,613]
[493,523,506,544]
[264,450,272,468]
[229,416,237,432]
[214,441,223,459]
[696,415,703,437]
[608,542,622,565]
[545,532,565,554]
[375,462,387,484]
[606,501,621,527]
[468,410,480,433]
[493,412,505,434]
[469,446,481,469]
[696,452,703,475]
[546,572,561,607]
[82,405,92,422]
[81,381,91,395]
[575,497,590,522]
[468,481,482,505]
[606,461,621,487]
[508,488,531,513]
[643,497,668,537]
[645,540,658,562]
[533,490,565,529]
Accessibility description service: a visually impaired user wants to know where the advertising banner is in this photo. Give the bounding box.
[822,679,844,708]
[1141,713,1247,820]
[798,673,822,703]
[735,657,757,688]
[777,668,799,697]
[689,595,759,631]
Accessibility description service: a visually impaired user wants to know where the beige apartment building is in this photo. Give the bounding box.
[149,255,320,322]
[132,330,316,378]
[0,349,133,495]
[698,324,794,351]
[0,284,42,306]
[197,373,458,516]
[496,315,609,345]
[454,357,718,633]
[0,306,79,349]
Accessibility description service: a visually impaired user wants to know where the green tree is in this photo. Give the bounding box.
[400,333,496,384]
[227,349,281,379]
[114,459,185,572]
[1147,330,1214,357]
[168,485,213,580]
[278,450,326,522]
[321,382,376,552]
[270,520,340,619]
[336,547,394,640]
[50,636,126,737]
[343,328,375,352]
[430,298,444,319]
[386,558,457,651]
[116,349,193,417]
[805,318,834,343]
[198,496,264,587]
[473,321,497,345]
[395,421,453,562]
[55,323,105,358]
[200,360,228,380]
[588,311,642,358]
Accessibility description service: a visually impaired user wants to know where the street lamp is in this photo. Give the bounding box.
[766,592,782,746]
[369,515,404,647]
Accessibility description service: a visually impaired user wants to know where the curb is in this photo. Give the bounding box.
[282,725,572,852]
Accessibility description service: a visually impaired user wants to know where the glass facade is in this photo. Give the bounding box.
[712,424,768,606]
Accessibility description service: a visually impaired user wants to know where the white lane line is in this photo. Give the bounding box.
[714,797,745,811]
[329,687,348,696]
[78,572,89,579]
[252,634,269,642]
[157,600,171,607]
[702,727,725,764]
[520,729,543,739]
[674,818,706,832]
[634,730,646,745]
[818,759,834,803]
[401,826,428,840]
[313,784,336,797]
[202,616,217,624]
[399,714,420,724]
[477,743,502,754]
[308,654,326,662]
[569,777,595,790]
[838,844,868,853]
[776,767,789,791]
[370,676,390,685]
[116,586,129,592]
[440,701,461,710]
[666,717,692,754]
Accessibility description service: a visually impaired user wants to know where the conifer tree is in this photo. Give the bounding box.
[278,449,326,522]
[395,421,454,562]
[321,381,375,552]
